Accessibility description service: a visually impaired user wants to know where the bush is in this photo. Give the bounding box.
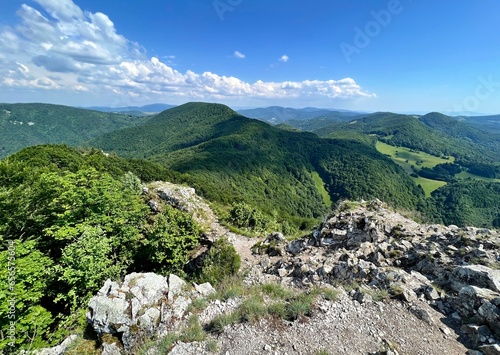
[228,202,270,231]
[196,238,241,285]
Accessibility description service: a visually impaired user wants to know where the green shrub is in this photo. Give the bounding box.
[228,202,270,231]
[197,238,241,286]
[267,302,287,318]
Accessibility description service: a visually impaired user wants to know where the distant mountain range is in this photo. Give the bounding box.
[85,103,176,114]
[88,102,424,223]
[1,101,499,228]
[236,106,364,124]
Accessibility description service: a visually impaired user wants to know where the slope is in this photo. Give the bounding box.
[89,102,426,227]
[0,103,143,159]
[315,112,499,162]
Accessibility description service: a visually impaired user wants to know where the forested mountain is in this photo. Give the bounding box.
[1,102,499,228]
[306,112,500,163]
[89,102,425,227]
[458,114,500,134]
[0,103,143,159]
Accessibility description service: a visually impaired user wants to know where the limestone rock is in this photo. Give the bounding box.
[450,265,500,293]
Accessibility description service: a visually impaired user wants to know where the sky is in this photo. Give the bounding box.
[1,0,500,113]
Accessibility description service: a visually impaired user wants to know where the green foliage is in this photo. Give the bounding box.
[0,146,203,352]
[431,181,500,228]
[207,311,240,334]
[53,227,122,309]
[91,102,430,229]
[237,295,268,323]
[137,205,201,275]
[260,283,293,299]
[121,171,143,194]
[0,241,54,351]
[286,293,314,320]
[0,103,143,159]
[228,202,269,231]
[197,238,241,286]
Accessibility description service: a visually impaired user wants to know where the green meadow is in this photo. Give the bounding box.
[376,141,499,196]
[376,141,453,196]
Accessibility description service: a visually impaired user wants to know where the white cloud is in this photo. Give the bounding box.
[234,51,245,59]
[0,0,375,106]
[279,55,289,63]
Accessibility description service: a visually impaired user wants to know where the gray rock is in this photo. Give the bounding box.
[451,286,500,318]
[286,239,307,256]
[32,335,77,355]
[102,342,123,355]
[87,295,130,334]
[462,324,493,346]
[466,350,485,355]
[409,306,433,324]
[194,282,216,296]
[168,274,186,303]
[479,344,500,355]
[450,265,500,293]
[424,286,440,301]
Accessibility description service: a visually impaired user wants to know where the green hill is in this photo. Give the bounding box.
[0,103,143,159]
[312,112,499,162]
[89,102,425,227]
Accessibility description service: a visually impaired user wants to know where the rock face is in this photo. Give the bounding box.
[87,273,213,352]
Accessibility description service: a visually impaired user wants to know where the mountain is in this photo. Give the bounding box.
[237,106,363,124]
[311,112,500,162]
[0,103,144,159]
[86,103,175,113]
[458,114,500,134]
[89,102,425,227]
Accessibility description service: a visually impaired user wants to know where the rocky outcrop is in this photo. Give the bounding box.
[86,273,214,352]
[255,200,500,351]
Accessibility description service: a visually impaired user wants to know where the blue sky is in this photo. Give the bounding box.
[1,0,500,113]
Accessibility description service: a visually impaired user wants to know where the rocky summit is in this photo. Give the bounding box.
[34,189,499,355]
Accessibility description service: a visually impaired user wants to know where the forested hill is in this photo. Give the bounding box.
[0,103,143,159]
[88,102,426,227]
[310,112,500,162]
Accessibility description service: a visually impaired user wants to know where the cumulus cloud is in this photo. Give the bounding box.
[0,0,375,105]
[234,51,245,59]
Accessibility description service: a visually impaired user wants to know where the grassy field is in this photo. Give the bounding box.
[376,141,454,169]
[376,141,452,196]
[411,177,447,197]
[456,171,500,183]
[376,141,499,197]
[311,171,333,207]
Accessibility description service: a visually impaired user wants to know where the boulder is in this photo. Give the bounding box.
[87,273,198,352]
[450,265,500,293]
